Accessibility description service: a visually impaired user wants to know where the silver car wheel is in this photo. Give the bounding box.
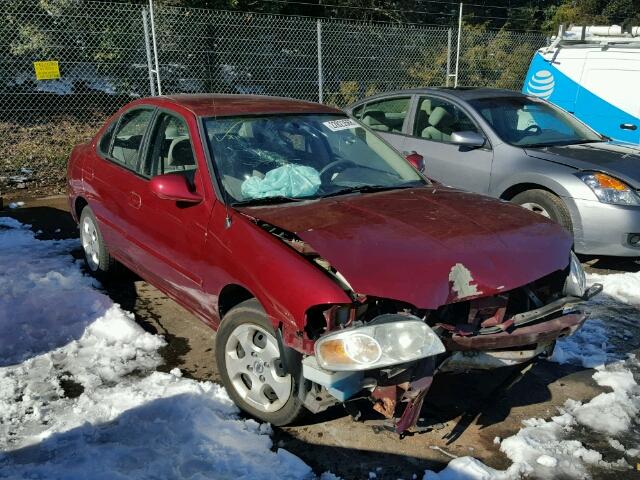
[224,323,292,413]
[81,215,100,271]
[520,202,551,218]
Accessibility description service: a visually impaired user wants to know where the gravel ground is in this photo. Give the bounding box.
[2,195,639,480]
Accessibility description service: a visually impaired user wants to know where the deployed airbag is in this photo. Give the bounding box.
[241,164,321,199]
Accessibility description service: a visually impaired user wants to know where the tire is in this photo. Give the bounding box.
[215,299,306,426]
[79,206,119,275]
[512,189,573,234]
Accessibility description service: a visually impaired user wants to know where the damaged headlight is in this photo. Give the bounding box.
[564,251,586,298]
[315,316,445,371]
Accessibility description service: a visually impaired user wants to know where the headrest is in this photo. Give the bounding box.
[428,107,454,129]
[419,99,432,115]
[171,139,195,166]
[362,110,387,124]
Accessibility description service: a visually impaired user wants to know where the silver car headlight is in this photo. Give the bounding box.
[564,251,586,298]
[314,316,445,371]
[577,172,640,206]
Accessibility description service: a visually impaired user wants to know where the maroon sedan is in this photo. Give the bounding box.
[67,94,601,433]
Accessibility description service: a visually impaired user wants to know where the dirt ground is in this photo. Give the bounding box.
[3,195,639,479]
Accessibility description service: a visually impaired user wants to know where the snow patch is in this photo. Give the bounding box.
[0,218,313,479]
[426,270,640,479]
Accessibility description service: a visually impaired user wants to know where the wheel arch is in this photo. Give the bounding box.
[499,182,557,201]
[218,284,259,320]
[74,196,89,221]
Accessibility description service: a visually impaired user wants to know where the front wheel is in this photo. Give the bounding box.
[215,299,306,425]
[512,189,573,234]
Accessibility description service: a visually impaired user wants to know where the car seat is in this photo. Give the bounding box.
[414,99,432,134]
[361,111,390,132]
[167,138,195,170]
[421,107,455,141]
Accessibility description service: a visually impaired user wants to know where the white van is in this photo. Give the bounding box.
[523,25,640,144]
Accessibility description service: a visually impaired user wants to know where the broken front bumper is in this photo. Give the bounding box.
[299,288,599,435]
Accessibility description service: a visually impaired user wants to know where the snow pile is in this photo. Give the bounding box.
[588,270,640,306]
[0,217,313,479]
[426,271,640,480]
[496,353,639,479]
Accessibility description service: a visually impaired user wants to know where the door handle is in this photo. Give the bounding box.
[128,191,142,209]
[620,123,637,131]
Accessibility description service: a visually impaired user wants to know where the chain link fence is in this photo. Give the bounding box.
[0,0,547,195]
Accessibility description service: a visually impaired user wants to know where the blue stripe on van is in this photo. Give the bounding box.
[523,52,640,144]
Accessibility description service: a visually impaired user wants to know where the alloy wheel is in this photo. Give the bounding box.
[224,323,292,413]
[81,215,100,271]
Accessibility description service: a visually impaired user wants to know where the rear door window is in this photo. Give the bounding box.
[361,97,410,133]
[111,108,154,170]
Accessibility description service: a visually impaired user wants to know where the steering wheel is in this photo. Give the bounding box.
[524,124,541,135]
[319,159,358,182]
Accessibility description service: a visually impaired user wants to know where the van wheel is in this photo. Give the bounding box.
[512,189,573,234]
[216,299,306,426]
[79,206,118,275]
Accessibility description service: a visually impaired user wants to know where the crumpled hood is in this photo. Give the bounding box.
[525,142,640,189]
[238,187,572,309]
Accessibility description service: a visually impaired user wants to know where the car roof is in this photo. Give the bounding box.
[137,94,342,117]
[349,87,527,106]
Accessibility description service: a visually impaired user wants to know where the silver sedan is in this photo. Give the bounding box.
[347,88,640,257]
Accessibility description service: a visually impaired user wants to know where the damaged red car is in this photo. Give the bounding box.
[67,94,602,434]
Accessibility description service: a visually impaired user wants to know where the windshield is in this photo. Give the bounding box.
[203,114,425,205]
[469,96,603,148]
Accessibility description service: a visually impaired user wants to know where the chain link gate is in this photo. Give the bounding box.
[0,0,548,195]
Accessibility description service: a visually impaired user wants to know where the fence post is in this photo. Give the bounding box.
[142,8,157,96]
[148,0,162,95]
[454,2,462,88]
[446,28,452,87]
[316,19,324,104]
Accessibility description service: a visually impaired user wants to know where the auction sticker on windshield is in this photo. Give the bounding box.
[323,118,359,131]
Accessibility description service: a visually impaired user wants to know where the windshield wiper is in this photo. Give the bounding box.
[232,195,308,207]
[320,183,418,199]
[525,139,603,148]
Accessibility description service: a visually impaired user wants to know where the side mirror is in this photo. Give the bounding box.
[451,131,486,148]
[150,173,202,203]
[405,151,425,173]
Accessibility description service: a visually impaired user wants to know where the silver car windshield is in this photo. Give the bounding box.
[204,114,425,205]
[470,96,603,148]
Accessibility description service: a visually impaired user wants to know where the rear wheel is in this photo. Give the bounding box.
[79,206,118,275]
[512,189,573,234]
[215,299,306,425]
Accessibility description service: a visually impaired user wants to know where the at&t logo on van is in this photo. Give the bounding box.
[526,70,555,99]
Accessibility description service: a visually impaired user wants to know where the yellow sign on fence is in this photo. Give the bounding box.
[33,61,61,80]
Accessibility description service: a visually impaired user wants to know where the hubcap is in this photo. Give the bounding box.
[520,202,551,218]
[224,323,292,413]
[81,216,100,271]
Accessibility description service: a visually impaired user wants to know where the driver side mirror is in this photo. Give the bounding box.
[451,131,486,148]
[405,151,425,173]
[150,173,202,203]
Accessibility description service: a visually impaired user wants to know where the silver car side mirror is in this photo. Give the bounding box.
[451,131,486,148]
